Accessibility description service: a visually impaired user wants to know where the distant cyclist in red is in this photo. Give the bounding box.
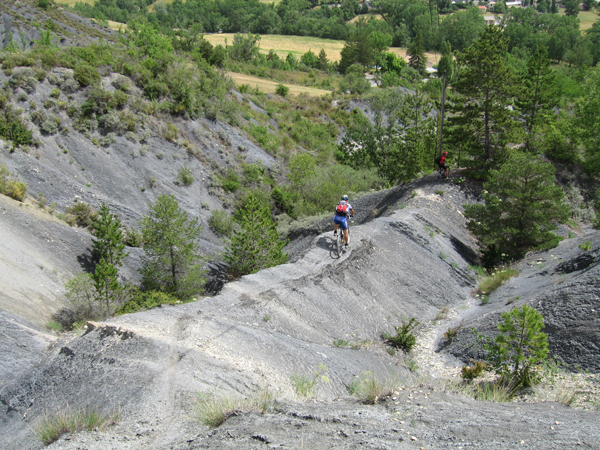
[333,195,354,247]
[435,151,449,179]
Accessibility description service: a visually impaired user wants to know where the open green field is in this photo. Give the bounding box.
[559,9,600,30]
[227,72,331,97]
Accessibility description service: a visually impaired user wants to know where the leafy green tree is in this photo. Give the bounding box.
[585,20,600,66]
[448,26,521,166]
[287,153,316,203]
[338,27,375,73]
[338,64,371,95]
[300,49,319,68]
[91,204,128,310]
[224,193,288,277]
[367,31,393,70]
[575,65,600,174]
[139,194,205,300]
[485,305,549,388]
[439,7,486,52]
[464,152,570,265]
[228,33,261,62]
[338,88,436,184]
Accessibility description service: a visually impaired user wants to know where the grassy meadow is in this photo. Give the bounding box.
[203,33,441,67]
[227,72,332,96]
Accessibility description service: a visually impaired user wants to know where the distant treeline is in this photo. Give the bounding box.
[74,0,599,66]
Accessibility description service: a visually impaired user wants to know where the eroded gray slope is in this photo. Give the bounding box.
[1,181,481,450]
[443,231,600,373]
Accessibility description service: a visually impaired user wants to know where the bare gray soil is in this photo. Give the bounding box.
[1,175,599,450]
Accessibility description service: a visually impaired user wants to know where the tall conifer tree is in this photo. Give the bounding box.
[91,203,127,310]
[448,25,520,166]
[225,193,288,277]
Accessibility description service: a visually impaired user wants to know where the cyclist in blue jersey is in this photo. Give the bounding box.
[333,195,354,247]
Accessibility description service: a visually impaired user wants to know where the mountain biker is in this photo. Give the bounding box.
[333,195,354,247]
[435,151,449,180]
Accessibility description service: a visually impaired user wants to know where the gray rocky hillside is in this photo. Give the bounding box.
[1,0,118,50]
[1,3,600,448]
[1,176,600,450]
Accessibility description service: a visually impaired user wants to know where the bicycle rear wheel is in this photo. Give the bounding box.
[336,230,343,257]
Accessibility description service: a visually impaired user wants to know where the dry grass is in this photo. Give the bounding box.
[204,33,346,62]
[228,72,332,97]
[195,390,274,427]
[205,33,441,67]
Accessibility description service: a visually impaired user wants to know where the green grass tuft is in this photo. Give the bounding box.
[35,407,119,446]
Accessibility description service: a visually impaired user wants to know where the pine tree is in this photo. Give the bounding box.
[224,193,288,277]
[448,25,521,166]
[91,203,127,310]
[407,31,427,76]
[464,152,570,265]
[516,45,557,151]
[317,48,329,71]
[139,194,205,300]
[489,305,549,388]
[436,40,454,82]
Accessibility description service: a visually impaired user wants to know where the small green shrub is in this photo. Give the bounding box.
[73,64,100,87]
[208,210,235,237]
[450,380,513,402]
[477,305,549,390]
[478,268,519,295]
[122,225,143,247]
[221,170,241,192]
[579,241,592,251]
[0,165,27,201]
[275,84,289,97]
[333,339,349,347]
[461,361,488,380]
[64,201,98,228]
[40,114,61,135]
[176,164,194,186]
[36,192,48,209]
[50,87,61,98]
[163,123,178,142]
[443,319,464,342]
[468,264,487,277]
[435,190,444,196]
[46,320,62,332]
[115,290,180,315]
[383,317,420,352]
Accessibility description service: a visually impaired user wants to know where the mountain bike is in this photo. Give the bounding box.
[437,166,449,180]
[335,219,351,258]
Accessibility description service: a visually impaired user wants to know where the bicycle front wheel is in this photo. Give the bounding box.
[336,230,343,257]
